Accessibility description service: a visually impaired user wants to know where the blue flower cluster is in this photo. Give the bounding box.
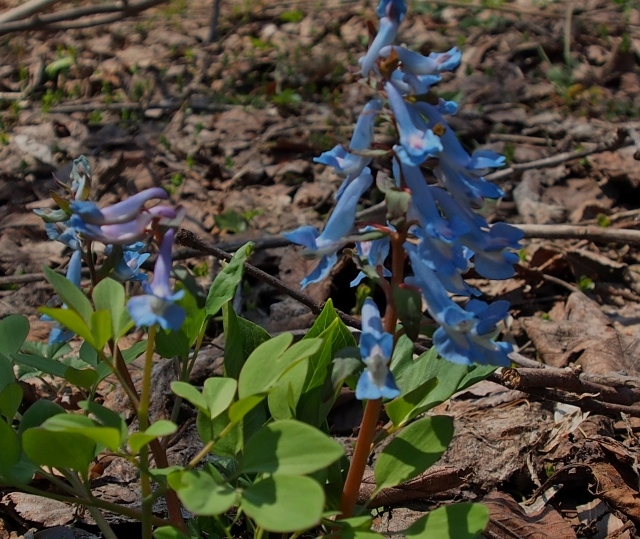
[286,0,522,396]
[35,157,186,343]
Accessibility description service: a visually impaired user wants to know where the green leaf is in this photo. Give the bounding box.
[0,354,14,392]
[305,318,356,392]
[393,285,423,341]
[94,340,147,383]
[38,307,94,346]
[268,360,308,420]
[18,400,65,435]
[42,413,122,452]
[331,516,385,539]
[386,378,439,428]
[0,420,21,474]
[374,416,453,491]
[79,401,127,445]
[42,265,93,321]
[241,475,324,532]
[228,395,265,424]
[203,378,237,419]
[92,278,131,339]
[205,242,254,317]
[169,468,238,516]
[238,333,296,398]
[90,310,112,350]
[153,526,192,539]
[223,303,271,380]
[0,383,22,421]
[392,345,479,413]
[0,315,29,357]
[303,298,340,339]
[64,366,99,389]
[404,502,489,539]
[129,420,177,452]
[240,419,343,475]
[78,341,98,367]
[14,353,68,379]
[23,428,96,471]
[171,381,209,415]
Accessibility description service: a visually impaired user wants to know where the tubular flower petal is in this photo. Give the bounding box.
[380,46,461,75]
[70,187,168,225]
[351,227,392,287]
[387,83,442,166]
[359,15,400,77]
[356,299,400,400]
[285,168,374,288]
[70,213,155,245]
[109,243,150,283]
[127,229,185,331]
[315,100,382,199]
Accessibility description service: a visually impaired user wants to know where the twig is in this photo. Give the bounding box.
[43,99,232,115]
[500,367,640,407]
[175,229,363,330]
[515,223,640,247]
[486,130,627,181]
[0,0,167,36]
[0,0,59,24]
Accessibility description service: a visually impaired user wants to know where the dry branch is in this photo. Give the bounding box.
[0,0,167,36]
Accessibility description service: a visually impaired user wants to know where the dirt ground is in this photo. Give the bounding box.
[1,0,640,537]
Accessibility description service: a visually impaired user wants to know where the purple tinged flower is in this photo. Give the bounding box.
[380,46,461,76]
[127,229,185,331]
[356,298,400,400]
[285,168,374,288]
[351,226,392,287]
[70,187,168,225]
[376,0,406,22]
[359,10,401,77]
[70,213,155,245]
[386,83,442,166]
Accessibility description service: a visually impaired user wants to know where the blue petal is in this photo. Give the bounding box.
[301,253,337,289]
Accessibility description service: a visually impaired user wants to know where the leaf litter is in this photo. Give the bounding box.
[0,0,640,536]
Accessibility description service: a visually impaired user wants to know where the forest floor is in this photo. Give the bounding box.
[1,0,640,537]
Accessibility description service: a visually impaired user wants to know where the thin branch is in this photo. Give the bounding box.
[0,0,167,36]
[486,129,628,181]
[0,0,59,24]
[175,229,363,330]
[515,223,640,247]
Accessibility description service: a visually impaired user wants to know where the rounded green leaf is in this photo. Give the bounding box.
[42,414,122,452]
[240,475,324,532]
[23,428,95,471]
[0,383,23,421]
[240,419,344,475]
[203,377,237,419]
[0,420,21,474]
[171,381,208,415]
[18,400,65,435]
[0,314,29,357]
[404,502,489,538]
[42,265,93,322]
[374,415,453,491]
[92,278,130,339]
[237,332,293,398]
[205,242,254,317]
[129,420,177,453]
[169,469,238,516]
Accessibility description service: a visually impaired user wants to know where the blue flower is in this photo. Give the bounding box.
[376,0,406,22]
[127,229,185,331]
[356,299,400,400]
[359,2,404,77]
[107,242,150,283]
[380,46,461,76]
[386,82,442,166]
[351,227,392,287]
[315,100,381,199]
[406,248,512,366]
[285,168,373,288]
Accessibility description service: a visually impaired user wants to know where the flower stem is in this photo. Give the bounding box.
[139,325,156,539]
[339,398,382,518]
[339,228,407,518]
